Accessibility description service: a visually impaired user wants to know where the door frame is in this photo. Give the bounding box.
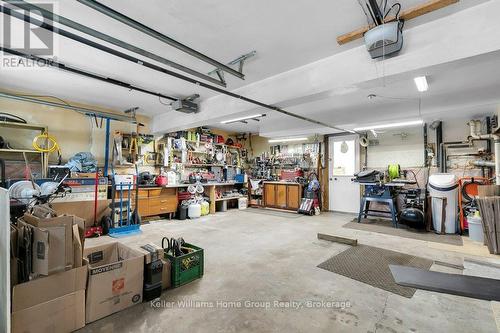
[324,132,362,212]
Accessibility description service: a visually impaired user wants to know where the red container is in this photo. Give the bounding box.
[155,175,168,186]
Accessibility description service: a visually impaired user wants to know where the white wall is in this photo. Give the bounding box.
[0,188,10,333]
[366,126,425,168]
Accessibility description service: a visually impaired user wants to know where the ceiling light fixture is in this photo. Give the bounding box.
[414,76,428,92]
[268,137,308,143]
[353,120,423,131]
[220,114,265,124]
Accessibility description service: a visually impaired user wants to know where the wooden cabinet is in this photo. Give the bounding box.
[264,183,276,207]
[286,185,300,210]
[276,185,287,208]
[148,188,177,216]
[115,187,178,220]
[263,182,302,211]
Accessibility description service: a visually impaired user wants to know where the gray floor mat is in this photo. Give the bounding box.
[344,218,463,246]
[318,244,433,298]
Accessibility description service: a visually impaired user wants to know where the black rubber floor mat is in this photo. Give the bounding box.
[318,245,433,298]
[390,265,500,301]
[344,219,463,246]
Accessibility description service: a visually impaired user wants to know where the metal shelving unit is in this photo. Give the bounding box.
[0,121,48,177]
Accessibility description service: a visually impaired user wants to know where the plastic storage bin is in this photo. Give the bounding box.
[428,173,458,234]
[467,215,484,243]
[164,243,204,288]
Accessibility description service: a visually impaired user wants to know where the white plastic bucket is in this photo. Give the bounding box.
[188,203,201,219]
[467,215,484,243]
[428,173,458,234]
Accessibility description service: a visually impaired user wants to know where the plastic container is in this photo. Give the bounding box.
[188,203,201,219]
[143,282,162,301]
[234,174,245,183]
[428,173,458,234]
[467,215,484,243]
[200,201,210,216]
[238,197,248,210]
[164,243,204,288]
[178,204,188,220]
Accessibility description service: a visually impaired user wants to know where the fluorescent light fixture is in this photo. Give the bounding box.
[220,114,263,124]
[268,137,308,143]
[414,76,428,92]
[353,120,423,131]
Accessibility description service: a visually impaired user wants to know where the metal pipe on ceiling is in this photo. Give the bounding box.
[0,91,137,123]
[77,0,245,80]
[1,47,177,102]
[0,4,353,134]
[3,0,226,87]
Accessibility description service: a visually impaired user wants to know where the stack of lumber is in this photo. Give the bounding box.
[477,187,500,254]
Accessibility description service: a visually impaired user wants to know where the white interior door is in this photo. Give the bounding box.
[328,135,360,213]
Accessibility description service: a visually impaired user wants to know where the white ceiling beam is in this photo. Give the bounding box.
[152,0,500,134]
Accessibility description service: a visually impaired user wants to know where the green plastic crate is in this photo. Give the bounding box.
[164,243,204,288]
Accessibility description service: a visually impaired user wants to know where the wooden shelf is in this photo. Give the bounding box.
[215,196,246,202]
[0,121,46,131]
[184,164,240,168]
[0,148,43,154]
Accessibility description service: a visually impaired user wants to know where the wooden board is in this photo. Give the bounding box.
[478,185,500,198]
[317,233,358,246]
[390,265,500,301]
[337,0,459,45]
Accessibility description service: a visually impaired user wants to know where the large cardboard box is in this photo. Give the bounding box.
[11,260,88,333]
[52,200,111,228]
[84,242,144,323]
[21,214,85,271]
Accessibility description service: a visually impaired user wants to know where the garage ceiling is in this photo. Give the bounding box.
[0,0,493,132]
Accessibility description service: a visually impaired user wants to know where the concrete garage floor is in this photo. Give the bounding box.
[81,210,500,333]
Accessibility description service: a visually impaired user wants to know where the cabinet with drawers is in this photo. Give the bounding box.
[114,187,178,220]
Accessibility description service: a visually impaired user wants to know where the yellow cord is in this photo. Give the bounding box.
[33,131,61,155]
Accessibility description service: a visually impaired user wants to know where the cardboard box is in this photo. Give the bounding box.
[17,219,66,276]
[161,258,171,290]
[52,200,111,228]
[21,214,85,271]
[11,260,88,333]
[10,224,19,288]
[84,242,144,323]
